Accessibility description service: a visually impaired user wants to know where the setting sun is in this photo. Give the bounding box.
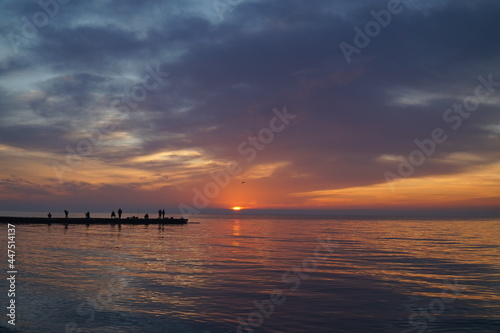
[232,207,242,211]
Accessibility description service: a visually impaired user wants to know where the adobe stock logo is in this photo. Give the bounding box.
[5,0,72,54]
[178,106,296,218]
[236,237,337,333]
[340,0,405,64]
[52,63,169,183]
[384,73,500,191]
[212,0,243,22]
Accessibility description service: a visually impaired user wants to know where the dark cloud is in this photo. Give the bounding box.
[0,0,499,211]
[0,178,51,197]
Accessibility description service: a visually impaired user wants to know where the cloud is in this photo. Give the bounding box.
[0,0,499,212]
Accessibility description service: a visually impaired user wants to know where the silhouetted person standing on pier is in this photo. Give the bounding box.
[118,208,122,219]
[162,209,165,219]
[48,212,52,218]
[64,210,69,218]
[144,213,149,219]
[111,211,116,218]
[85,211,90,219]
[158,209,162,219]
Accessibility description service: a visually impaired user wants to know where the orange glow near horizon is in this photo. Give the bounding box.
[290,163,500,210]
[1,140,499,213]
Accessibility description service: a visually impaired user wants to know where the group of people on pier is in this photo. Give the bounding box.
[110,208,123,219]
[47,210,69,218]
[47,208,175,220]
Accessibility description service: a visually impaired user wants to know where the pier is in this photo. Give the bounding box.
[0,216,188,225]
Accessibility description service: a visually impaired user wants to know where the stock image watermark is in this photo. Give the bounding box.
[340,0,404,64]
[5,0,72,54]
[178,106,296,218]
[402,278,466,332]
[213,0,243,22]
[6,224,17,326]
[236,237,337,333]
[384,73,500,191]
[51,63,169,183]
[65,277,127,333]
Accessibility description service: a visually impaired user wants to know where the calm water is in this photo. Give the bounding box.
[0,215,499,333]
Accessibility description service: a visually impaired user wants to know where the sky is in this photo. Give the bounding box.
[0,0,499,216]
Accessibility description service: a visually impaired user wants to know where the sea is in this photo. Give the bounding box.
[0,214,499,333]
